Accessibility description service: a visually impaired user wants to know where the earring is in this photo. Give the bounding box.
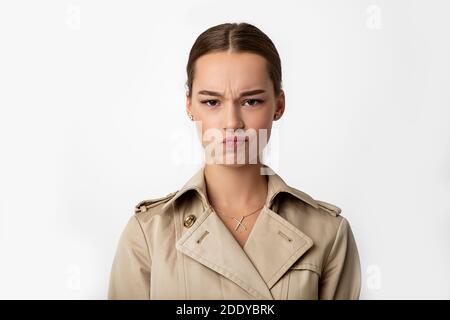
[273,114,278,120]
[188,113,193,121]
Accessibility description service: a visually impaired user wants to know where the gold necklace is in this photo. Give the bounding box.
[210,204,264,232]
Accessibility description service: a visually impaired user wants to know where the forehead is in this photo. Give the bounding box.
[193,51,271,92]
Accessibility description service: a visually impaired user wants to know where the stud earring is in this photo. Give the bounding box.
[188,113,193,121]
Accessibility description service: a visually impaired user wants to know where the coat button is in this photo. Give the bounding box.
[183,214,196,228]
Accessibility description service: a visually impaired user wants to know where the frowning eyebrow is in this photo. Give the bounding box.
[197,89,266,97]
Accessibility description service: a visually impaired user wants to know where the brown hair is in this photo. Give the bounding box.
[185,22,282,98]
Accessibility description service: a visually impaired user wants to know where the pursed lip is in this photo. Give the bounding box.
[222,136,249,144]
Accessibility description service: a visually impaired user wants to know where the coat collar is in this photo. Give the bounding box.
[161,163,320,213]
[164,164,319,300]
[175,204,314,299]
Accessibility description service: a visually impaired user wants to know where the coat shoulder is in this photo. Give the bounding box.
[286,184,342,218]
[314,199,342,217]
[134,190,178,215]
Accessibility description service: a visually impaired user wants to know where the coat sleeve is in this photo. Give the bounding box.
[319,216,361,300]
[107,215,151,300]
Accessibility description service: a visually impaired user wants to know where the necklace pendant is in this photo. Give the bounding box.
[233,216,247,232]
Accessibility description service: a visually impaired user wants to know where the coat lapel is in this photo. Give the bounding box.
[242,205,313,289]
[164,164,318,299]
[175,206,274,300]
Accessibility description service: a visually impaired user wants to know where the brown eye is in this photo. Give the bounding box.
[201,99,219,108]
[244,99,263,107]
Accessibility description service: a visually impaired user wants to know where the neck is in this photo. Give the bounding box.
[204,163,268,212]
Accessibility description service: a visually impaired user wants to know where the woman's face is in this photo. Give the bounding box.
[186,51,285,166]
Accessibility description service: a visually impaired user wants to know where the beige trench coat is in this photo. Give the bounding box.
[108,164,361,300]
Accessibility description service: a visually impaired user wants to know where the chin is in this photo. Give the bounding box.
[218,162,248,168]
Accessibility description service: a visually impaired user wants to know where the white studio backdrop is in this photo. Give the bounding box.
[0,0,449,299]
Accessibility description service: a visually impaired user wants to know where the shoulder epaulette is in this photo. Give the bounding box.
[134,191,178,214]
[315,200,342,217]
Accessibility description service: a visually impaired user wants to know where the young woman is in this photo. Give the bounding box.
[108,22,361,300]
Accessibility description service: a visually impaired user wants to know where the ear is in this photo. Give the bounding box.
[274,89,285,120]
[186,91,192,115]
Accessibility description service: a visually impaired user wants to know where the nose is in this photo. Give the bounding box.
[223,102,244,132]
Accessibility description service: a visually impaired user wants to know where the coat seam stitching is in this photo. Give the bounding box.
[291,263,322,276]
[134,214,151,300]
[321,217,345,276]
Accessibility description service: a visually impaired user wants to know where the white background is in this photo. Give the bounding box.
[0,0,449,299]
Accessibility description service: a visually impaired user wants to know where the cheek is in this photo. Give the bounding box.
[196,122,222,148]
[252,113,274,144]
[245,116,273,139]
[245,105,274,124]
[256,127,272,148]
